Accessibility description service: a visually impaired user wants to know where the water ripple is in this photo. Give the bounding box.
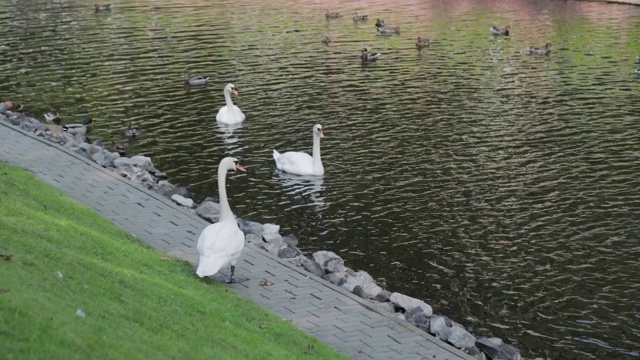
[2,0,640,358]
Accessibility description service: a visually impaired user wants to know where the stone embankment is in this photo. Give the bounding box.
[1,107,536,360]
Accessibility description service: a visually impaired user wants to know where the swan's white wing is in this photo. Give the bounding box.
[216,105,245,124]
[273,151,314,175]
[196,220,245,277]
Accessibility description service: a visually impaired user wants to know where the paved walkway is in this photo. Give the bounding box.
[0,120,472,360]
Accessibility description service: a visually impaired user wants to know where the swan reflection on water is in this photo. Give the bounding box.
[215,122,244,155]
[274,171,328,211]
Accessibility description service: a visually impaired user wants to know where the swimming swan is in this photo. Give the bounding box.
[273,124,325,176]
[216,83,245,125]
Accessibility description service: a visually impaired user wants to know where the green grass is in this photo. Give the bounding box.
[0,162,347,360]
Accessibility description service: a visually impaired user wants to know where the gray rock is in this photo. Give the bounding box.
[203,196,219,203]
[372,301,396,314]
[149,169,167,180]
[0,114,7,123]
[282,234,299,246]
[362,282,384,299]
[116,165,137,180]
[20,117,38,131]
[389,292,433,316]
[73,147,91,159]
[342,271,375,292]
[237,218,263,235]
[92,149,116,168]
[313,251,346,274]
[475,337,521,360]
[133,170,157,190]
[195,200,221,223]
[171,194,194,208]
[277,244,301,259]
[130,155,154,170]
[262,223,280,234]
[463,346,487,360]
[265,241,284,256]
[163,186,192,199]
[283,256,303,267]
[245,233,263,245]
[405,306,426,323]
[157,180,175,196]
[62,134,81,148]
[250,241,266,251]
[262,233,283,244]
[447,326,476,349]
[353,285,367,299]
[8,113,26,125]
[301,257,325,277]
[416,322,431,333]
[429,315,452,341]
[90,150,105,165]
[322,271,348,286]
[88,143,102,155]
[113,157,133,168]
[373,290,392,302]
[412,313,430,326]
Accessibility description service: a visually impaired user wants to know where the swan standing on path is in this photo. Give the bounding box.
[196,157,247,283]
[216,83,245,124]
[273,124,325,176]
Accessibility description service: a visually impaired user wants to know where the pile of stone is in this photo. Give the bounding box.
[227,215,524,360]
[0,110,181,196]
[1,109,528,360]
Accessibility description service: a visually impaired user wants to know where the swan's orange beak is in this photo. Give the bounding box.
[231,88,239,96]
[319,130,325,138]
[235,163,246,172]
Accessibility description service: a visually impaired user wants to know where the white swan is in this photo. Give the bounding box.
[196,157,246,282]
[216,83,245,124]
[273,124,325,176]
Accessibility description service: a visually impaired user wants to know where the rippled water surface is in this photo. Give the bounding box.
[2,0,640,357]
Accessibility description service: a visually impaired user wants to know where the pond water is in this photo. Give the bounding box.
[2,0,640,358]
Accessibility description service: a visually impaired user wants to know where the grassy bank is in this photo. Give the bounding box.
[0,162,347,360]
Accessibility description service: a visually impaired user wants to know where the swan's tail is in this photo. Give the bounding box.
[272,149,281,161]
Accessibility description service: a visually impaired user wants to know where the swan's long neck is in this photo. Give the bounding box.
[224,89,234,109]
[218,164,234,221]
[312,132,322,170]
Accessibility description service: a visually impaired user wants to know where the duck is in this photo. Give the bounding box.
[416,37,431,49]
[94,3,112,12]
[635,69,640,75]
[44,112,62,125]
[376,24,400,35]
[124,121,140,138]
[216,83,245,125]
[490,25,510,36]
[196,157,247,283]
[1,100,23,113]
[63,115,92,136]
[273,124,325,176]
[321,35,331,45]
[352,12,368,21]
[528,42,552,55]
[184,75,211,87]
[325,9,343,19]
[361,47,381,62]
[375,19,385,27]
